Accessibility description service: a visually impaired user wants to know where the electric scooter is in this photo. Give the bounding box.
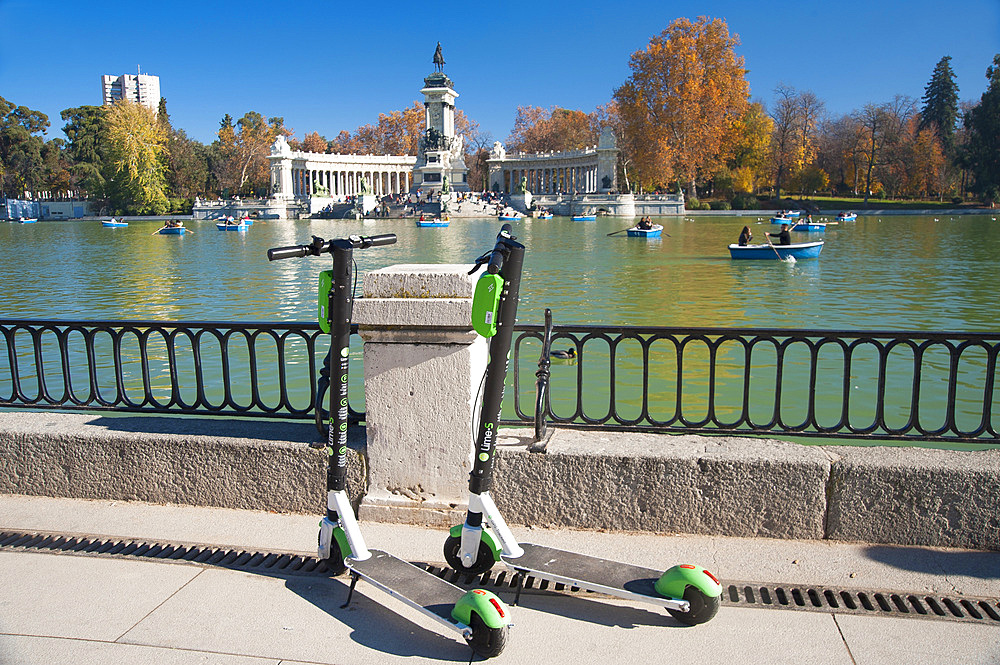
[444,223,723,625]
[267,233,511,659]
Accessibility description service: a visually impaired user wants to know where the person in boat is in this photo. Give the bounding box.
[738,225,752,246]
[637,216,653,230]
[767,224,791,245]
[419,213,425,221]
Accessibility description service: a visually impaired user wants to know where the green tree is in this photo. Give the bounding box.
[919,56,960,155]
[963,54,1000,203]
[60,105,109,198]
[104,100,169,214]
[613,17,749,196]
[0,96,50,197]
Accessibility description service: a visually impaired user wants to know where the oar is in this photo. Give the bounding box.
[607,227,632,236]
[765,233,789,261]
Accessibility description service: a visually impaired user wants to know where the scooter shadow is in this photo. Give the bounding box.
[281,573,477,662]
[498,587,686,630]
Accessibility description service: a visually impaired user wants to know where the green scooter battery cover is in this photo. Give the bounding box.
[318,270,333,333]
[472,273,504,338]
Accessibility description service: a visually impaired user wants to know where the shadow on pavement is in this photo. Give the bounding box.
[282,574,478,662]
[863,545,1000,581]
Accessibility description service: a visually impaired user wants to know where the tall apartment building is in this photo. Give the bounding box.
[101,67,160,112]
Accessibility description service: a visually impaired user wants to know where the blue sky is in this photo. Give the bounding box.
[2,0,997,146]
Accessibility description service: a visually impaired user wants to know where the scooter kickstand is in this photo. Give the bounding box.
[512,570,525,607]
[341,571,359,609]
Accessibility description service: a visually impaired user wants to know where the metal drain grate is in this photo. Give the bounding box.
[0,529,335,576]
[3,530,998,625]
[720,580,1000,625]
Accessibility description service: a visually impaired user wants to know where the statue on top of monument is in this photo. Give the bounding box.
[433,42,445,72]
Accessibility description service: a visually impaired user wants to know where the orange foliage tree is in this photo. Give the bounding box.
[506,106,599,153]
[613,17,749,196]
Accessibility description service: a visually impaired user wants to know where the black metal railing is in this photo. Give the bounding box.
[0,319,363,427]
[3,318,998,445]
[506,322,999,443]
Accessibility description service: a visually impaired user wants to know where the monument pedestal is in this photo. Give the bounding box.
[509,192,532,214]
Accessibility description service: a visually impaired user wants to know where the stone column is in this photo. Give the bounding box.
[353,265,486,525]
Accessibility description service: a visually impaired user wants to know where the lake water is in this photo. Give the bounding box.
[2,214,998,331]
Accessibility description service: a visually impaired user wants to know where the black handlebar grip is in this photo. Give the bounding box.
[365,234,397,247]
[487,248,505,274]
[267,245,309,261]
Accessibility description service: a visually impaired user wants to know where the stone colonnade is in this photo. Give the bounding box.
[486,129,619,195]
[269,149,418,200]
[497,162,602,195]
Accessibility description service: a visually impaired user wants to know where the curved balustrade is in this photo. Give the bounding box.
[2,318,997,444]
[0,319,362,425]
[508,324,1000,444]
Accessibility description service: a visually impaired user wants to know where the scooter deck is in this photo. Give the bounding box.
[347,549,468,627]
[500,543,684,609]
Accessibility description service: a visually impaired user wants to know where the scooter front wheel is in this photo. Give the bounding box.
[444,535,496,576]
[321,534,347,576]
[667,585,721,625]
[467,611,508,658]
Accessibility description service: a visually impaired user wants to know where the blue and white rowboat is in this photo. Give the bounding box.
[729,241,824,260]
[627,224,663,238]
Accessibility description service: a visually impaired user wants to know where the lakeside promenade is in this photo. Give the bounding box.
[2,493,999,665]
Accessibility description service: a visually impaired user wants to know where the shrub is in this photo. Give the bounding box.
[951,196,963,205]
[710,200,731,210]
[730,193,755,210]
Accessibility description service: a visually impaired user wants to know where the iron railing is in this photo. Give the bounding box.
[507,319,1000,444]
[2,318,998,445]
[0,319,359,429]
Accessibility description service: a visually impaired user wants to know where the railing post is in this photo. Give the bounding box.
[530,308,553,451]
[352,265,485,525]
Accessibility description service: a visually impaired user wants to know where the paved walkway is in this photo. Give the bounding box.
[1,494,998,664]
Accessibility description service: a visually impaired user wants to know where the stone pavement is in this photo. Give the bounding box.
[1,494,998,665]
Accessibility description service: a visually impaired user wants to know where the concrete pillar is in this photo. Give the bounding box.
[353,264,485,525]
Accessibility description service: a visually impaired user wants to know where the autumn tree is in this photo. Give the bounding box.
[769,85,824,197]
[727,101,773,193]
[506,106,598,153]
[215,111,288,196]
[816,114,865,194]
[613,17,749,197]
[963,54,1000,203]
[854,95,915,201]
[104,100,169,214]
[299,131,328,153]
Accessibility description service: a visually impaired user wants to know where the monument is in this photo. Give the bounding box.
[411,43,470,194]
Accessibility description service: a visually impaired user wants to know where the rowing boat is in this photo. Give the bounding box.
[728,241,824,260]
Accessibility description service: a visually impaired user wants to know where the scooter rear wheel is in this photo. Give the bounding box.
[467,610,508,658]
[444,535,496,576]
[667,585,721,625]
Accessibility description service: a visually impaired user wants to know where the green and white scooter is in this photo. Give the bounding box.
[267,233,511,659]
[444,223,723,625]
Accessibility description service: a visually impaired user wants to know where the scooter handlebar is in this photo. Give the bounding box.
[267,233,397,261]
[486,224,515,274]
[361,233,397,248]
[267,244,312,261]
